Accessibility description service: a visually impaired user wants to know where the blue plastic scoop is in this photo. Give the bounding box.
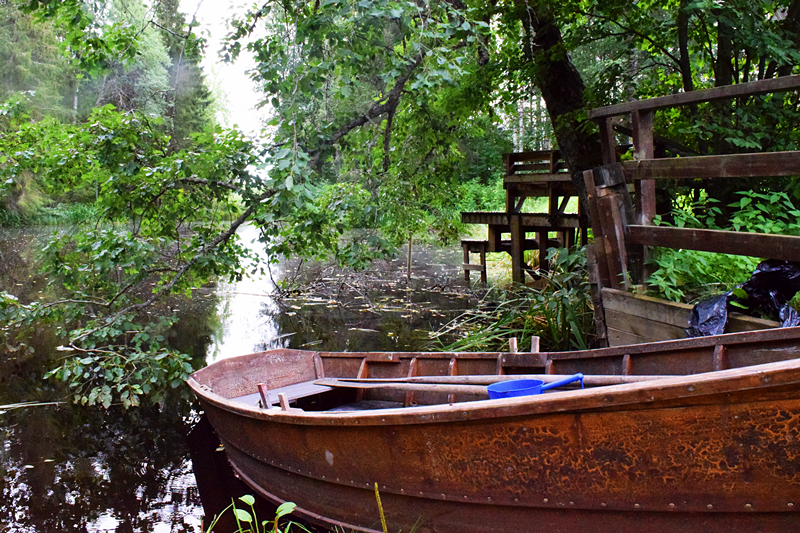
[487,373,585,399]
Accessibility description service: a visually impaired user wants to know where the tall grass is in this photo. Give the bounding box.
[434,247,594,352]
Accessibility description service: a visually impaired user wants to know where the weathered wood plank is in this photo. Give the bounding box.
[607,327,650,347]
[503,173,572,184]
[461,212,582,229]
[728,314,780,332]
[588,75,800,118]
[604,308,689,342]
[315,378,488,396]
[602,288,779,340]
[513,162,552,172]
[627,225,800,262]
[602,288,692,328]
[234,381,335,407]
[621,151,800,181]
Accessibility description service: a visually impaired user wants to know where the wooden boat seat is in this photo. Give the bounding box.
[231,381,334,408]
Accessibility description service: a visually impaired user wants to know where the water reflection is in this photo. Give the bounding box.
[0,226,479,531]
[206,225,283,361]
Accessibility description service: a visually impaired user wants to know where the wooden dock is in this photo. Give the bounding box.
[461,151,588,283]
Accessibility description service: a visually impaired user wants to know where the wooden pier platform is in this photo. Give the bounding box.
[461,151,588,283]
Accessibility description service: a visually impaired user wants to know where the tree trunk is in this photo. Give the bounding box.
[677,0,695,93]
[516,1,601,214]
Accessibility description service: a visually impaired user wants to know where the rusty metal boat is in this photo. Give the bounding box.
[188,326,800,532]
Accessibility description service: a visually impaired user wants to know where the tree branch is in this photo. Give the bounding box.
[308,54,424,169]
[73,190,276,342]
[581,10,682,67]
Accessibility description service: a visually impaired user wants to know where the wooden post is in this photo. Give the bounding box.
[510,214,525,284]
[632,110,656,225]
[447,358,458,403]
[586,245,609,346]
[530,336,540,353]
[598,117,617,165]
[462,241,470,282]
[257,382,270,408]
[278,393,290,411]
[583,169,611,287]
[632,110,655,284]
[479,246,487,284]
[488,224,501,253]
[404,357,419,407]
[537,230,548,273]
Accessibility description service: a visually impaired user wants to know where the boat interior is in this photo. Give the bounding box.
[191,326,800,413]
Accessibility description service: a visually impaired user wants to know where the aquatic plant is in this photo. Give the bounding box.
[204,496,306,533]
[435,247,594,352]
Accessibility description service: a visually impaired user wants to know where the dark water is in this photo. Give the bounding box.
[0,226,479,532]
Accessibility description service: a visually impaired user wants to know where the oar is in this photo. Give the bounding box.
[329,374,675,387]
[315,378,489,396]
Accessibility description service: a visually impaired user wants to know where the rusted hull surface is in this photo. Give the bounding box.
[199,393,800,532]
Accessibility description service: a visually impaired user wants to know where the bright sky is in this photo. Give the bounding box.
[178,0,270,137]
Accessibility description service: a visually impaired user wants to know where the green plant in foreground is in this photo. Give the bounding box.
[204,496,305,533]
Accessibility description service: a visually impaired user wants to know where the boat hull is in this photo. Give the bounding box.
[198,387,800,532]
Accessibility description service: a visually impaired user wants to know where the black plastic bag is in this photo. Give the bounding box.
[687,260,800,337]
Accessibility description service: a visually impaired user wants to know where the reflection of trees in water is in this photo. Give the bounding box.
[276,286,475,352]
[0,227,214,531]
[0,230,475,528]
[0,397,201,531]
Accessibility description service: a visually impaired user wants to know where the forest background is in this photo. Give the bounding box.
[0,0,799,408]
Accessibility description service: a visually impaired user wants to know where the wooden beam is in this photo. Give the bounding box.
[621,151,800,181]
[588,75,800,119]
[503,173,572,185]
[330,374,673,386]
[461,212,582,228]
[627,225,800,262]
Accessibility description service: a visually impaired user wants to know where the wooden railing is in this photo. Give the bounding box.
[584,74,800,346]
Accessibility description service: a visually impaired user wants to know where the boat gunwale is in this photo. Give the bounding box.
[188,356,800,426]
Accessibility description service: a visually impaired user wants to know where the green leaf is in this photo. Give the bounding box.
[275,502,296,519]
[234,508,253,522]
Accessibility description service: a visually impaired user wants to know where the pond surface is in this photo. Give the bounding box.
[0,226,480,532]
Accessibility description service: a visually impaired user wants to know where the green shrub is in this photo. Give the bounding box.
[647,190,800,302]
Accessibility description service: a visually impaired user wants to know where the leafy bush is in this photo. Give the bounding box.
[647,190,800,302]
